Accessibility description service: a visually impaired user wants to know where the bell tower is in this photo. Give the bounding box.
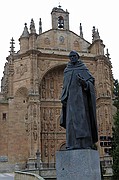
[51,5,69,30]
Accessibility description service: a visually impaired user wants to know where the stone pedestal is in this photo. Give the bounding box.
[56,149,101,180]
[26,158,36,170]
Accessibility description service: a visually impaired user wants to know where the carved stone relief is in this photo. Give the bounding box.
[40,66,66,163]
[73,40,79,47]
[44,37,50,45]
[44,141,48,157]
[40,66,64,100]
[15,63,27,77]
[38,60,50,72]
[105,68,109,80]
[59,36,65,44]
[50,140,55,157]
[33,121,37,141]
[88,62,96,75]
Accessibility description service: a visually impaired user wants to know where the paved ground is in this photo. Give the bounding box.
[0,173,14,180]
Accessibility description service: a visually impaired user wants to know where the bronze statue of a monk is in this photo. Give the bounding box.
[60,50,98,150]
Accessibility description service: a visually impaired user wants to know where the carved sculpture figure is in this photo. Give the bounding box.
[60,50,98,149]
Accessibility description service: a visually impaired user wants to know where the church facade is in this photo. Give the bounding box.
[0,6,113,176]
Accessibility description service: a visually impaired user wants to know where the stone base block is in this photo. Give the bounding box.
[26,158,36,170]
[56,149,101,180]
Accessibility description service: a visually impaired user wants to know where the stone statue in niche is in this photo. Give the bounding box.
[43,108,47,121]
[51,141,55,156]
[60,50,98,150]
[42,89,46,99]
[33,131,37,141]
[33,121,37,141]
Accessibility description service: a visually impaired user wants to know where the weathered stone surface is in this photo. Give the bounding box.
[56,149,101,180]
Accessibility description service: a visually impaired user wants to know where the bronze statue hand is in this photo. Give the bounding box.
[77,74,87,88]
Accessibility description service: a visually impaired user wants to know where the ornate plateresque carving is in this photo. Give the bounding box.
[40,66,66,163]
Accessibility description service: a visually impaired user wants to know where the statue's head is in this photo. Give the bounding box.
[68,50,80,64]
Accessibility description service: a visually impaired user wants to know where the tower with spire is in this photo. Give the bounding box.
[79,23,83,38]
[39,18,42,34]
[19,23,29,53]
[51,5,69,30]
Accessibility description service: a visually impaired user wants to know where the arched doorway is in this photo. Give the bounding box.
[40,65,66,167]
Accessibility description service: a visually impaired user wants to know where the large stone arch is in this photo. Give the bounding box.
[40,64,66,166]
[14,87,28,117]
[40,64,66,100]
[15,87,28,97]
[14,87,28,112]
[39,63,67,87]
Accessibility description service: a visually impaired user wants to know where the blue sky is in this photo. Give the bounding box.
[0,0,118,82]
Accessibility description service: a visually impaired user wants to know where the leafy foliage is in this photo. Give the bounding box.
[112,79,119,179]
[113,79,119,110]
